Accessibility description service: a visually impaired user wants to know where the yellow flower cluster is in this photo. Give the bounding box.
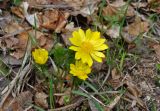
[32,48,48,64]
[69,29,108,80]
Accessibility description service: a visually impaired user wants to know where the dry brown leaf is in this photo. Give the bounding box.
[1,91,33,111]
[1,37,19,49]
[26,0,53,6]
[103,5,119,17]
[10,32,29,59]
[35,92,48,109]
[123,75,142,98]
[148,0,160,13]
[106,25,120,38]
[153,44,160,61]
[127,18,149,36]
[58,88,71,105]
[63,0,100,16]
[28,30,54,50]
[122,17,149,43]
[4,22,23,34]
[125,92,145,109]
[109,68,122,89]
[11,7,24,18]
[103,0,135,18]
[38,9,69,32]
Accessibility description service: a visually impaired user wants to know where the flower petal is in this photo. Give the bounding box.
[78,29,85,41]
[92,31,100,40]
[69,46,79,51]
[94,44,109,51]
[87,55,93,67]
[91,53,102,62]
[93,51,105,58]
[85,68,91,74]
[86,29,92,40]
[75,52,81,59]
[69,37,81,46]
[91,39,105,47]
[78,75,88,80]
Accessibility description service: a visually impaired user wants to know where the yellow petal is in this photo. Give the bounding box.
[78,75,88,80]
[72,31,83,43]
[69,46,79,51]
[92,31,100,40]
[87,55,93,67]
[94,44,109,51]
[93,51,105,58]
[80,53,90,64]
[81,53,87,64]
[91,53,102,62]
[93,39,106,46]
[69,37,81,46]
[75,52,81,59]
[78,29,85,41]
[70,64,75,70]
[86,29,92,40]
[85,68,91,74]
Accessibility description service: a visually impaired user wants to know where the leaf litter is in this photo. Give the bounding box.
[0,0,160,110]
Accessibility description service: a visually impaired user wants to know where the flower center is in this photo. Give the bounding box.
[81,42,93,54]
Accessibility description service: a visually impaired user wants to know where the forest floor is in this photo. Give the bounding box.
[0,0,160,111]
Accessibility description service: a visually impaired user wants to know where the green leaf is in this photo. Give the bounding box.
[49,78,55,109]
[156,64,160,71]
[92,100,104,111]
[72,90,90,98]
[13,0,22,5]
[50,45,74,69]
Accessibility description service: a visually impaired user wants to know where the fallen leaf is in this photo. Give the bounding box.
[28,30,54,50]
[103,0,135,20]
[38,9,69,32]
[4,22,23,34]
[26,13,40,28]
[153,44,160,61]
[109,68,122,89]
[106,25,120,38]
[1,91,33,111]
[11,7,25,18]
[122,17,149,43]
[148,0,160,13]
[58,88,71,105]
[35,92,48,109]
[10,32,29,59]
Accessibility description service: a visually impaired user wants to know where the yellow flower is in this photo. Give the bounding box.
[32,48,48,64]
[70,61,91,80]
[69,29,108,66]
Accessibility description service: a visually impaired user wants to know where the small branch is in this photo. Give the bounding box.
[48,97,85,111]
[79,86,106,106]
[101,66,111,88]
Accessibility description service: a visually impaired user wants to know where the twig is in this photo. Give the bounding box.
[105,93,123,111]
[90,91,120,95]
[79,86,106,106]
[48,97,85,111]
[31,4,72,9]
[101,66,111,88]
